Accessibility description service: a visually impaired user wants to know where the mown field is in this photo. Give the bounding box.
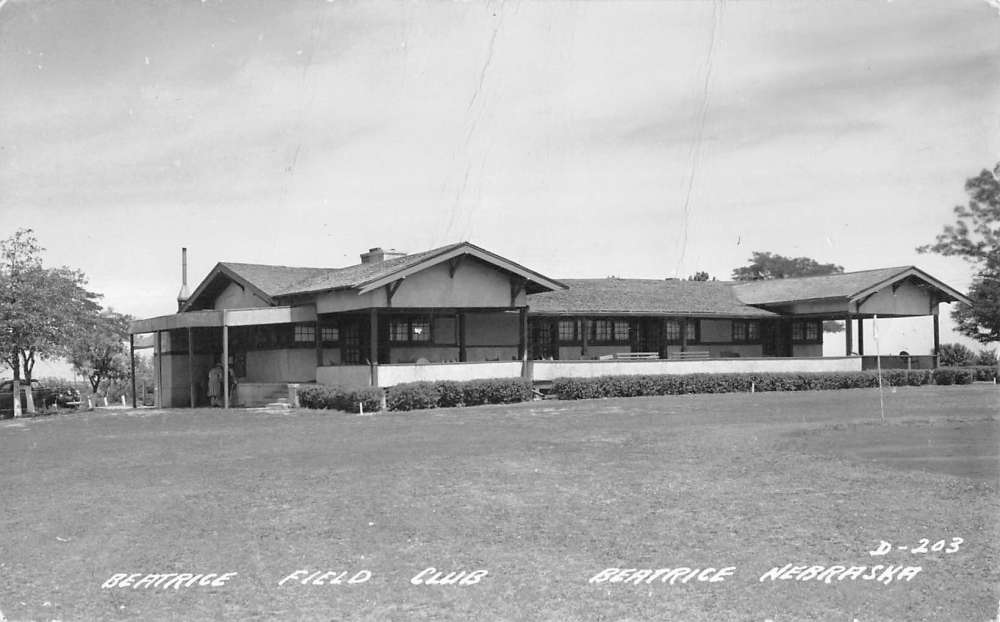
[1,385,997,621]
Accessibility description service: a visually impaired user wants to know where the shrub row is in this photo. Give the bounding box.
[954,365,998,382]
[386,378,534,411]
[550,370,948,400]
[298,385,384,413]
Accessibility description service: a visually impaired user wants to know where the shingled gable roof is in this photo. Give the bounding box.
[732,266,970,306]
[182,242,566,311]
[527,279,778,317]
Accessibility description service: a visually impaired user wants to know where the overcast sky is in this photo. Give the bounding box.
[2,0,998,373]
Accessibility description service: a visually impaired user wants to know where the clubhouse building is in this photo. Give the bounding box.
[129,242,969,408]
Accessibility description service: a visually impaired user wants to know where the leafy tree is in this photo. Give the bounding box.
[937,342,976,367]
[687,271,711,281]
[731,251,844,281]
[976,347,997,366]
[731,251,845,332]
[70,309,133,395]
[918,168,1000,343]
[0,229,102,414]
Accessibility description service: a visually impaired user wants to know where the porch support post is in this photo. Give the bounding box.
[660,318,668,358]
[518,307,527,361]
[932,312,940,368]
[154,331,162,408]
[845,312,853,356]
[315,319,323,367]
[681,318,688,352]
[187,326,195,408]
[222,314,229,409]
[369,308,379,386]
[581,317,589,359]
[458,312,467,362]
[130,334,136,408]
[857,318,864,356]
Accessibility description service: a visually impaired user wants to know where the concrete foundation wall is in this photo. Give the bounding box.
[532,356,862,381]
[389,346,461,364]
[378,361,523,386]
[245,349,316,382]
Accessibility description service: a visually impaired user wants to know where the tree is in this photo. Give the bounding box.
[917,168,1000,343]
[0,229,102,414]
[731,251,845,332]
[937,343,976,367]
[687,271,711,281]
[731,251,844,281]
[975,347,997,366]
[70,309,133,395]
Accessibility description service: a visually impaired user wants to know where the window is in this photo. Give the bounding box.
[733,320,760,343]
[410,318,431,342]
[733,321,747,342]
[558,319,576,342]
[591,319,630,343]
[664,319,697,343]
[294,324,315,343]
[805,321,819,341]
[792,320,821,343]
[593,319,613,342]
[613,320,630,342]
[664,320,680,342]
[321,326,339,343]
[390,317,432,343]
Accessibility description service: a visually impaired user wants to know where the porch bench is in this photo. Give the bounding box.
[668,350,711,360]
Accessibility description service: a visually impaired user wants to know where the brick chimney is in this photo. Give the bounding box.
[360,247,405,264]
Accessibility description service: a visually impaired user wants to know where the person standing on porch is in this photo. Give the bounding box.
[207,362,223,407]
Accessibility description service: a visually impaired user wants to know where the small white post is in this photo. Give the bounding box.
[121,395,126,406]
[751,381,755,393]
[358,401,364,416]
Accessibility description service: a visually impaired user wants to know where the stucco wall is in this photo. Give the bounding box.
[532,356,862,381]
[465,312,519,346]
[858,280,935,316]
[214,282,268,310]
[792,343,823,357]
[315,259,526,313]
[378,361,523,387]
[699,319,733,343]
[245,349,316,382]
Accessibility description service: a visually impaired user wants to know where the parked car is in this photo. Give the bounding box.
[0,379,81,417]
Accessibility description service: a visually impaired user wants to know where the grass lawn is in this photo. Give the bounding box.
[1,385,997,621]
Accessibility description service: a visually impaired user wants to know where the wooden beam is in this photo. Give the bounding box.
[857,317,864,356]
[681,318,688,352]
[845,312,853,355]
[385,279,404,308]
[518,307,528,361]
[187,326,195,408]
[369,307,379,367]
[581,317,589,359]
[510,278,527,307]
[315,319,323,367]
[154,331,162,408]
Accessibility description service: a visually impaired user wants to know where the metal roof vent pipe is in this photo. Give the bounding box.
[177,247,190,311]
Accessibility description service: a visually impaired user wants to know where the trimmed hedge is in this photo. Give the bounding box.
[298,385,384,413]
[931,368,974,386]
[959,365,998,382]
[387,378,534,411]
[550,370,942,401]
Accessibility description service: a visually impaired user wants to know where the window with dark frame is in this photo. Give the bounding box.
[732,320,760,343]
[294,324,314,344]
[320,326,339,343]
[805,321,819,341]
[792,321,804,341]
[593,319,613,342]
[558,319,576,342]
[389,316,432,343]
